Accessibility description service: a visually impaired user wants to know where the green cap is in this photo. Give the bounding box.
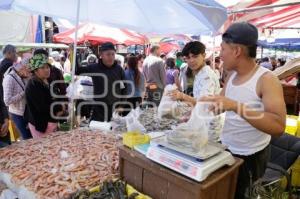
[28,54,49,71]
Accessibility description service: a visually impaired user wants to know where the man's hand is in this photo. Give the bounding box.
[56,111,65,117]
[0,119,9,137]
[167,89,183,101]
[115,107,124,114]
[69,43,74,49]
[200,95,239,115]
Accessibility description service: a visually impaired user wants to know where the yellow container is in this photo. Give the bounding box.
[297,117,300,137]
[291,158,300,187]
[9,120,20,142]
[126,184,152,199]
[285,116,298,135]
[122,131,150,148]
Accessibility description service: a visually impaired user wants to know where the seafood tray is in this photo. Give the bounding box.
[112,105,192,134]
[0,129,120,199]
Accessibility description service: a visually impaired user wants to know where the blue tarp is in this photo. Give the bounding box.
[0,0,13,10]
[35,15,43,43]
[258,38,300,51]
[0,0,227,35]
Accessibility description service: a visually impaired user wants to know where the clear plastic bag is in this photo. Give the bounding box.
[125,108,146,133]
[167,102,209,152]
[66,76,93,99]
[157,84,179,119]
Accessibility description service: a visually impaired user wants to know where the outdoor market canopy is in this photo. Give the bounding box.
[1,0,227,35]
[259,39,300,51]
[216,0,300,50]
[0,0,228,126]
[53,23,149,45]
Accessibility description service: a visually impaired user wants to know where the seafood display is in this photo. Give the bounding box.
[112,104,192,134]
[0,129,120,199]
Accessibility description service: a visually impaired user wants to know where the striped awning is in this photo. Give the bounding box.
[225,0,300,30]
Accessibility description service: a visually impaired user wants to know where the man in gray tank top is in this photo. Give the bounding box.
[201,22,286,199]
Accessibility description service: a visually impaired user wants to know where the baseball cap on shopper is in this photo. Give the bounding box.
[222,22,258,46]
[99,42,116,52]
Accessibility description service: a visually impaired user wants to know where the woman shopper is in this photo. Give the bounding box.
[165,57,180,89]
[3,59,32,139]
[25,54,64,138]
[124,55,145,112]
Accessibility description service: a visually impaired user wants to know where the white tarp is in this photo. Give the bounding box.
[0,10,37,43]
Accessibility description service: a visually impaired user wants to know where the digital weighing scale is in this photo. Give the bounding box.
[146,136,235,182]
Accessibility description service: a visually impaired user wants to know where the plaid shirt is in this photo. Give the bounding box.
[3,69,27,116]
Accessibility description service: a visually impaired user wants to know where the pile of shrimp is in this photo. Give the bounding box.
[0,129,120,199]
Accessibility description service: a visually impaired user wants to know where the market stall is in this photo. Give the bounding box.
[0,1,243,199]
[273,57,300,114]
[0,103,244,199]
[111,103,243,199]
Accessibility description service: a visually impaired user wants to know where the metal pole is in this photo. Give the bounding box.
[212,32,216,70]
[70,0,81,129]
[228,2,300,14]
[48,17,53,43]
[41,16,46,43]
[264,27,300,30]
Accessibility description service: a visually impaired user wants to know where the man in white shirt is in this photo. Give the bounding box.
[201,22,286,199]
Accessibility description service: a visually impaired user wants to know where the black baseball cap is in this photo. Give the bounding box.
[222,22,258,46]
[99,42,116,52]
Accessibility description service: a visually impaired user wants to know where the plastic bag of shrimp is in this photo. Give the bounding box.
[167,102,209,152]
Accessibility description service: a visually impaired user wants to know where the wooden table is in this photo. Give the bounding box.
[119,146,243,199]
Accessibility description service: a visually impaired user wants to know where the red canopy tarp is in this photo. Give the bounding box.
[222,0,300,31]
[53,23,148,46]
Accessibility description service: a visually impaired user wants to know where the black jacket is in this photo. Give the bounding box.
[76,60,127,121]
[76,60,127,104]
[0,91,8,125]
[25,77,57,132]
[0,58,10,126]
[48,66,67,97]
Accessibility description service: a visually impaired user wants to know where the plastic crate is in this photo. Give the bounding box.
[297,119,300,138]
[285,116,298,136]
[122,132,150,148]
[291,158,300,187]
[9,120,20,141]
